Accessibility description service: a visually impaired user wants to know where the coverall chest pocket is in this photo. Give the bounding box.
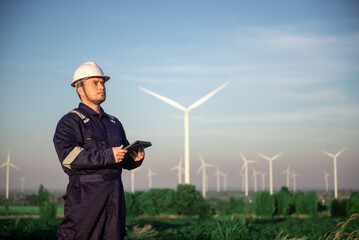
[84,135,107,149]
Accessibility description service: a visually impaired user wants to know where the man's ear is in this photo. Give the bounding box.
[76,85,84,100]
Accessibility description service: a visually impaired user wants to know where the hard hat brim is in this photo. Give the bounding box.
[71,75,110,87]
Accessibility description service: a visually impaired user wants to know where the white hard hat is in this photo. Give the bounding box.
[71,62,110,87]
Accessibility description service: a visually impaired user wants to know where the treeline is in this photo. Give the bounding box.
[125,185,359,218]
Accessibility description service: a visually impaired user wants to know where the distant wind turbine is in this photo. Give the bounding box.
[282,165,291,189]
[131,168,140,193]
[197,155,215,198]
[323,170,331,193]
[140,82,229,184]
[291,170,299,192]
[239,152,256,197]
[238,171,245,192]
[252,168,260,193]
[19,175,26,193]
[258,171,266,191]
[0,150,20,199]
[146,167,157,189]
[321,148,346,199]
[258,152,283,195]
[221,172,229,192]
[213,167,222,192]
[170,158,184,184]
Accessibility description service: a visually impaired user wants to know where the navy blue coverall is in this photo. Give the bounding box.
[53,103,143,240]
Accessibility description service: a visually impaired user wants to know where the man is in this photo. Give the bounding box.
[53,62,144,240]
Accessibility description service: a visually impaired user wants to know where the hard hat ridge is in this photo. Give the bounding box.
[71,61,110,87]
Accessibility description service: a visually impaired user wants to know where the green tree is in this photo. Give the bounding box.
[223,197,246,216]
[331,199,349,217]
[139,188,175,216]
[296,191,318,216]
[275,187,292,216]
[349,191,359,215]
[125,191,144,217]
[173,184,211,216]
[37,184,50,207]
[254,191,275,217]
[36,184,57,219]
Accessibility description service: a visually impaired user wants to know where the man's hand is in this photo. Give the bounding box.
[130,147,145,162]
[112,145,128,163]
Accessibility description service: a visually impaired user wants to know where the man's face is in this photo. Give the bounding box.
[78,77,106,105]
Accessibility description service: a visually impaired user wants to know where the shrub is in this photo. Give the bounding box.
[331,199,350,217]
[173,184,211,216]
[125,191,144,217]
[254,191,275,217]
[223,197,245,216]
[349,191,359,215]
[295,191,318,216]
[275,187,292,216]
[39,201,57,220]
[139,188,175,216]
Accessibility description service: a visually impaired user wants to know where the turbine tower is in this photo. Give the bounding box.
[258,171,266,191]
[0,150,20,199]
[239,152,256,197]
[170,158,184,184]
[140,82,229,184]
[197,155,214,198]
[282,165,291,189]
[213,167,222,192]
[291,170,299,192]
[146,167,157,189]
[221,172,229,192]
[323,170,331,193]
[252,167,259,193]
[131,168,140,193]
[321,148,346,199]
[258,152,283,195]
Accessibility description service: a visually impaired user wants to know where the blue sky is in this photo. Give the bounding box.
[0,0,358,193]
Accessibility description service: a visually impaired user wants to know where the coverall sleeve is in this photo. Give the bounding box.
[53,115,116,170]
[116,120,144,170]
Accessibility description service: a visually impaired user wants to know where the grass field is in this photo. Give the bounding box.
[0,210,358,239]
[0,206,64,218]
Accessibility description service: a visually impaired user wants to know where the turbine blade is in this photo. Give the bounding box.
[238,151,247,161]
[10,163,20,170]
[272,152,283,160]
[258,153,271,161]
[321,150,334,158]
[187,82,229,111]
[335,148,346,158]
[0,162,6,168]
[197,165,203,174]
[240,163,246,173]
[139,87,187,112]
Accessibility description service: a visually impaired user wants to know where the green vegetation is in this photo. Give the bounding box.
[1,185,359,239]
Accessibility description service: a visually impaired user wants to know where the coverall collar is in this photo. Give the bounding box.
[78,102,107,118]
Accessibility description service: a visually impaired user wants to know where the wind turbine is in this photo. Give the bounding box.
[238,171,245,192]
[282,165,291,189]
[213,167,222,192]
[0,150,20,199]
[170,158,184,184]
[291,170,299,192]
[221,172,229,192]
[130,168,140,193]
[252,168,259,193]
[239,152,256,197]
[140,82,229,184]
[323,170,331,193]
[258,171,266,191]
[258,152,283,195]
[19,175,26,193]
[197,155,215,198]
[321,148,346,199]
[146,167,157,189]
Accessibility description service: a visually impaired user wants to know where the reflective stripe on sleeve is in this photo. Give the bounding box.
[62,146,84,169]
